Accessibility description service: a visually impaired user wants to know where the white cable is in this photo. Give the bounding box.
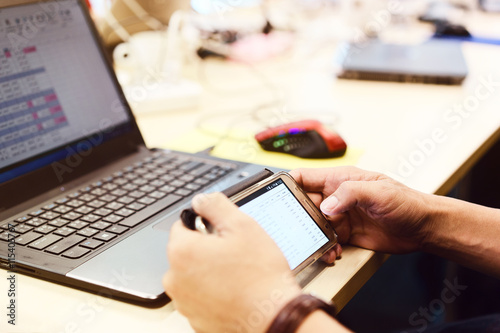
[163,10,188,81]
[122,0,164,31]
[103,9,132,42]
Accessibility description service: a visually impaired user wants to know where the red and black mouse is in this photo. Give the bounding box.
[255,120,347,159]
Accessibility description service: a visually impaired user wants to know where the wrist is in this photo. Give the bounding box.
[265,294,338,333]
[297,310,351,333]
[420,194,499,256]
[418,193,448,252]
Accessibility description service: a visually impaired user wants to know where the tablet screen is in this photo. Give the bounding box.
[235,178,329,270]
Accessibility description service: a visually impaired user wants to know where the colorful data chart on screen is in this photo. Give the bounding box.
[0,45,69,164]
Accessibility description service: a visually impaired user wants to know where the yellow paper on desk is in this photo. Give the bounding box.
[164,128,363,170]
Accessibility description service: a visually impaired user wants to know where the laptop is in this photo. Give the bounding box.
[338,38,468,85]
[0,0,271,305]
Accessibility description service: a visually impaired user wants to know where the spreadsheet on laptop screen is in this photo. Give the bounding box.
[0,0,130,171]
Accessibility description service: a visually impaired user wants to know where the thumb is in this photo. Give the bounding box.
[320,180,378,216]
[191,192,243,233]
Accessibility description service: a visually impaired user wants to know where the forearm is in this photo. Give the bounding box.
[423,195,500,277]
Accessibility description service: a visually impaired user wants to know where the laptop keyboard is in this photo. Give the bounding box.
[0,151,235,259]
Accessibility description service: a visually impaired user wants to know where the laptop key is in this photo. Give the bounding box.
[139,185,155,193]
[48,218,70,227]
[158,185,175,193]
[107,225,129,235]
[29,209,44,217]
[40,211,60,220]
[62,212,83,221]
[0,231,19,241]
[42,203,57,211]
[53,226,76,237]
[115,208,135,217]
[26,217,47,227]
[134,168,148,175]
[28,234,63,250]
[142,173,157,180]
[102,183,117,191]
[138,196,156,205]
[185,184,201,191]
[118,194,182,228]
[75,205,94,215]
[111,189,127,197]
[94,232,116,242]
[102,176,114,183]
[92,181,103,188]
[53,205,72,214]
[77,227,99,237]
[105,202,123,211]
[117,218,143,228]
[61,246,90,259]
[132,178,148,186]
[87,200,106,208]
[149,191,167,199]
[102,214,123,223]
[15,215,31,223]
[126,202,146,211]
[160,174,174,182]
[0,221,16,230]
[113,171,123,177]
[170,180,185,188]
[79,193,96,202]
[189,164,215,176]
[174,189,192,197]
[179,161,201,171]
[194,178,210,186]
[13,224,33,234]
[122,183,137,191]
[113,178,128,186]
[68,220,89,230]
[179,174,195,182]
[117,196,135,204]
[80,239,104,249]
[46,235,85,255]
[204,173,219,181]
[91,188,107,196]
[91,221,111,230]
[80,214,100,223]
[66,199,84,208]
[34,225,57,234]
[16,231,43,245]
[80,186,92,193]
[150,180,165,187]
[124,174,136,181]
[169,170,184,177]
[128,190,145,199]
[100,194,117,202]
[93,208,113,217]
[56,197,69,204]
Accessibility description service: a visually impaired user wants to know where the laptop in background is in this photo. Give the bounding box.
[338,38,468,85]
[0,0,270,305]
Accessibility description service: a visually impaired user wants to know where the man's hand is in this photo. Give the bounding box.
[163,192,301,333]
[290,166,433,255]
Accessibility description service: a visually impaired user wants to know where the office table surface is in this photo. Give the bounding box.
[2,14,500,333]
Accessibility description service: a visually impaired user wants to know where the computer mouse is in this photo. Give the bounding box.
[255,120,347,159]
[434,21,471,37]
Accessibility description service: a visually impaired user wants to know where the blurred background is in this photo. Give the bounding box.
[84,0,500,331]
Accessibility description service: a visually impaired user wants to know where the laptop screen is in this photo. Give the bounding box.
[0,0,133,184]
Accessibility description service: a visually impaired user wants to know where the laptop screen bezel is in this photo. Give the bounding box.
[0,0,147,212]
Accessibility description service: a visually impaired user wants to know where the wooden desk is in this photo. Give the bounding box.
[2,9,500,333]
